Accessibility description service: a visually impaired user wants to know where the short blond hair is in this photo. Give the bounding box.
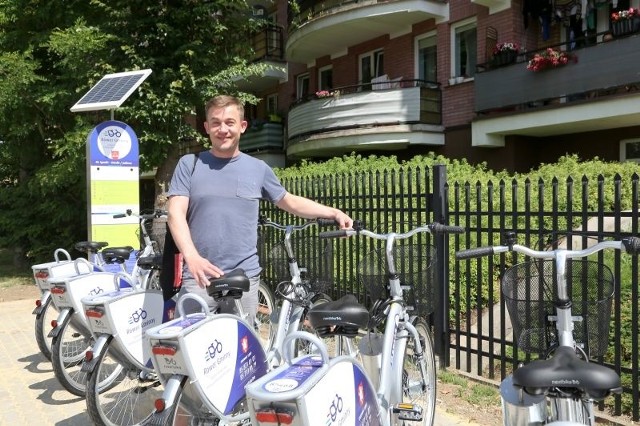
[205,95,245,119]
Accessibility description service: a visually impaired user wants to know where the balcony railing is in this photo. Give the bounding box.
[288,79,441,143]
[240,122,284,152]
[475,32,640,114]
[250,23,284,61]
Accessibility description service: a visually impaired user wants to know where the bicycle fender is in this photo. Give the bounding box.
[48,308,72,339]
[32,291,52,315]
[81,334,111,374]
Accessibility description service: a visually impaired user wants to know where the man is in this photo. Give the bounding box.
[167,95,353,320]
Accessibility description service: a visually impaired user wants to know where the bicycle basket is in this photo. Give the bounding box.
[502,259,614,357]
[357,244,436,317]
[146,217,167,254]
[268,236,334,293]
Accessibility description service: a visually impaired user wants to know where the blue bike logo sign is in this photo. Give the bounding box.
[129,307,148,324]
[205,340,223,362]
[327,393,344,424]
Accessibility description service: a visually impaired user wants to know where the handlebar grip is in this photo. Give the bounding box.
[429,223,465,234]
[316,218,339,227]
[456,246,495,260]
[319,230,349,238]
[113,213,127,219]
[622,237,640,255]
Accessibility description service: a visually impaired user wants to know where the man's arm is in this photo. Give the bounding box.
[275,193,353,229]
[167,195,223,287]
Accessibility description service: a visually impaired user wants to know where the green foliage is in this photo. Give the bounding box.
[0,0,268,264]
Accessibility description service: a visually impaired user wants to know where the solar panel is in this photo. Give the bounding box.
[71,69,152,112]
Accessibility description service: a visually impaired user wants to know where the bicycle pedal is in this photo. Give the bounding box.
[392,403,423,422]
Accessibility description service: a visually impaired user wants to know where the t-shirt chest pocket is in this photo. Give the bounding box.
[237,179,261,200]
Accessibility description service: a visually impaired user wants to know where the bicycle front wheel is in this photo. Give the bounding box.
[400,318,436,426]
[87,339,160,426]
[34,296,57,361]
[51,319,93,396]
[256,280,275,350]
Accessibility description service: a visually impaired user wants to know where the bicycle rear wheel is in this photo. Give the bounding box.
[87,339,161,426]
[34,297,57,360]
[51,319,93,396]
[256,280,275,350]
[400,318,436,425]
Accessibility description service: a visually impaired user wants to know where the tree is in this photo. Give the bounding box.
[0,0,271,264]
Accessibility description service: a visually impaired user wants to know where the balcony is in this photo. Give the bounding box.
[473,33,640,147]
[234,24,287,92]
[240,122,285,152]
[286,0,448,64]
[287,80,443,158]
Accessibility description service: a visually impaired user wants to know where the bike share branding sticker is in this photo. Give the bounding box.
[303,362,381,426]
[183,316,268,415]
[109,291,164,364]
[68,273,118,317]
[262,355,325,393]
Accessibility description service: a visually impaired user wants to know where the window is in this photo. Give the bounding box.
[318,66,333,91]
[620,138,640,163]
[416,34,437,84]
[266,94,278,114]
[359,49,384,88]
[452,20,477,78]
[296,73,310,100]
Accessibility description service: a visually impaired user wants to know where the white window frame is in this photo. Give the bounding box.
[296,73,310,100]
[318,65,333,91]
[359,49,384,84]
[266,94,278,114]
[620,138,640,162]
[450,17,477,81]
[415,31,437,86]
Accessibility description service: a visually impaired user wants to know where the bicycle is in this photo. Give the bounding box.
[143,268,268,425]
[258,216,343,366]
[31,243,108,361]
[245,221,464,426]
[47,210,166,396]
[455,231,636,425]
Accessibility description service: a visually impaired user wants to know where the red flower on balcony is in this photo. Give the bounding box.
[611,7,636,21]
[526,48,576,72]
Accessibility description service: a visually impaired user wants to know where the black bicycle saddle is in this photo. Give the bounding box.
[307,294,369,337]
[207,268,250,298]
[513,346,622,400]
[75,241,109,253]
[101,246,135,264]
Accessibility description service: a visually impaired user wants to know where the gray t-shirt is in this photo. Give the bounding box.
[167,151,286,279]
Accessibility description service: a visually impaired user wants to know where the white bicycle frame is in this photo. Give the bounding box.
[458,238,630,426]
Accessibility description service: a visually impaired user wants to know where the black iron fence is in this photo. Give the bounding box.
[258,166,639,422]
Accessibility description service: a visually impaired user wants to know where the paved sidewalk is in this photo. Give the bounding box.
[0,296,480,426]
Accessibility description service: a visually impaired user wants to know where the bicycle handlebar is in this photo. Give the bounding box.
[455,236,640,260]
[258,216,339,232]
[319,222,465,240]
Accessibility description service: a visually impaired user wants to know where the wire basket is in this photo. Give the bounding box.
[357,243,436,318]
[268,236,334,293]
[144,217,167,255]
[502,259,614,357]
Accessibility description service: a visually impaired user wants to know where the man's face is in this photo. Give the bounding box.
[204,104,247,157]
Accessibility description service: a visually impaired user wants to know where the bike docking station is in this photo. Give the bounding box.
[245,331,383,426]
[145,293,269,423]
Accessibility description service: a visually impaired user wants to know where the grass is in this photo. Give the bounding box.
[0,248,33,289]
[439,369,501,407]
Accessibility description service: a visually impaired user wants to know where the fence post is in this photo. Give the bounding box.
[432,164,449,368]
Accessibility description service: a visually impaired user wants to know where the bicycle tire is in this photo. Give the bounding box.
[170,381,219,426]
[50,319,93,396]
[256,280,275,350]
[87,338,161,426]
[143,268,161,291]
[34,297,57,361]
[400,318,436,426]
